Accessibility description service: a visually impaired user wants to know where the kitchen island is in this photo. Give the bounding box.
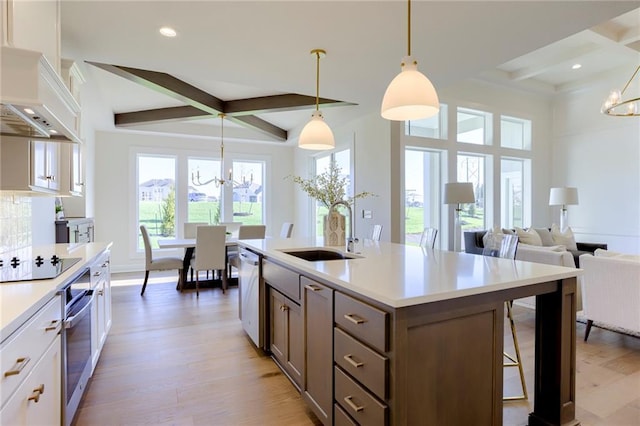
[237,238,581,426]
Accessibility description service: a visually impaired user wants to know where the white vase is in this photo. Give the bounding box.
[323,211,345,246]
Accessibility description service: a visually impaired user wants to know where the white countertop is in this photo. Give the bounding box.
[238,238,581,309]
[0,242,112,343]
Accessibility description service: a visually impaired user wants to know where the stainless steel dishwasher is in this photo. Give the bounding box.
[238,247,262,347]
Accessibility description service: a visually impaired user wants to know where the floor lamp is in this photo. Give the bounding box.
[444,182,475,252]
[549,187,579,232]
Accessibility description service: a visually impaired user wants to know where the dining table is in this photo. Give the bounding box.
[157,237,238,290]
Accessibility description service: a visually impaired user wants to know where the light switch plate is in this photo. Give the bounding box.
[362,210,372,219]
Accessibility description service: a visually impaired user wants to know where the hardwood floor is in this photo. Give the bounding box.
[74,272,640,426]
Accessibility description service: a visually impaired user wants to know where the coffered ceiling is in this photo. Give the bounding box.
[60,1,639,144]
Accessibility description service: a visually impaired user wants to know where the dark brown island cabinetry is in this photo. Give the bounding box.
[264,260,303,389]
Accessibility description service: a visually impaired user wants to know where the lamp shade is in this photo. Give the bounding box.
[381,56,440,121]
[443,182,475,204]
[549,187,579,206]
[298,110,335,150]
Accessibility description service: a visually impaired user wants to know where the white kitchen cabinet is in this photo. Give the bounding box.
[0,295,62,425]
[1,0,61,74]
[0,334,61,426]
[58,143,84,196]
[0,137,61,194]
[90,251,111,372]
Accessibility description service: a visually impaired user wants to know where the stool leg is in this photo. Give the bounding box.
[504,301,528,401]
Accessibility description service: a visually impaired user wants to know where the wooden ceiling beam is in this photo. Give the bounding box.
[86,61,225,114]
[224,94,355,115]
[115,106,208,126]
[230,115,288,141]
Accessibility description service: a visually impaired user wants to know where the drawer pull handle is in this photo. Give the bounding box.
[97,290,105,296]
[344,396,364,412]
[305,284,323,292]
[4,356,31,377]
[280,304,289,312]
[45,319,60,332]
[28,384,45,403]
[93,271,101,277]
[344,313,366,325]
[344,354,364,368]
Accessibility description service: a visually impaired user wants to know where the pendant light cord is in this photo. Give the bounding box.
[407,0,411,56]
[315,51,320,111]
[621,65,640,95]
[219,113,225,181]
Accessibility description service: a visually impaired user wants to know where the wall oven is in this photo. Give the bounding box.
[60,267,93,426]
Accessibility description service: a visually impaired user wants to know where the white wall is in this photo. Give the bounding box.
[94,130,294,272]
[551,67,640,254]
[292,112,393,242]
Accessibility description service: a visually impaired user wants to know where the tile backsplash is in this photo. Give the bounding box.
[0,195,32,255]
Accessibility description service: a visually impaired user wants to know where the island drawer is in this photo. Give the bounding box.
[334,327,388,400]
[334,403,358,426]
[335,366,387,426]
[263,260,300,301]
[0,295,62,407]
[335,292,388,353]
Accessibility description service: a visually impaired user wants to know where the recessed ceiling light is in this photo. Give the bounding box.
[49,129,58,134]
[24,108,35,114]
[572,64,582,70]
[159,27,177,37]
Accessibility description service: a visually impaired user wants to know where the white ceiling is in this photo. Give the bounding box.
[60,1,640,144]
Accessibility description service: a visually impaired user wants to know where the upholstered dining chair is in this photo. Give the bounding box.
[229,225,267,275]
[419,227,438,249]
[190,225,227,297]
[218,221,243,237]
[482,233,527,401]
[370,224,383,241]
[140,225,183,296]
[183,222,208,278]
[280,222,294,238]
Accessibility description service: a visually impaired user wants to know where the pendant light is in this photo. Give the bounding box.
[381,0,439,121]
[299,49,335,150]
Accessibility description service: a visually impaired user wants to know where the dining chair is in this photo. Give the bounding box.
[184,222,208,238]
[370,224,383,241]
[190,225,227,297]
[280,222,294,238]
[218,221,243,237]
[140,225,183,296]
[482,233,527,401]
[419,227,438,249]
[229,225,267,275]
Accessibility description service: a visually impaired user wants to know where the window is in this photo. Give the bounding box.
[188,157,221,223]
[501,115,531,150]
[137,155,176,250]
[457,154,486,233]
[457,107,492,145]
[405,148,442,247]
[232,161,264,225]
[314,149,350,237]
[501,158,531,229]
[406,104,448,140]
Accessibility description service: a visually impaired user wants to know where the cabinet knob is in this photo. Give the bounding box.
[45,319,60,332]
[4,356,30,377]
[97,290,104,296]
[28,384,45,403]
[280,304,289,312]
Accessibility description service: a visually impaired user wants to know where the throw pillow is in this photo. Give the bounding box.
[550,224,578,251]
[534,228,555,246]
[482,225,503,247]
[594,248,619,257]
[515,227,542,246]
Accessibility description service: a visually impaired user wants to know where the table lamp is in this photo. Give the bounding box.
[549,187,578,232]
[444,182,475,251]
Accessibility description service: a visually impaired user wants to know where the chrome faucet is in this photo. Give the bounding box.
[329,200,358,253]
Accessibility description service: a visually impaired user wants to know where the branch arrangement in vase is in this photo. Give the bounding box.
[288,161,375,207]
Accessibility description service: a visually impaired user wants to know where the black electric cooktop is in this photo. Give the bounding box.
[0,256,82,283]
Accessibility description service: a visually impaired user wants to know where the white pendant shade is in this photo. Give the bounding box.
[299,110,335,150]
[381,56,440,121]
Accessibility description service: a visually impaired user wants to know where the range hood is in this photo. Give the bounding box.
[1,46,81,143]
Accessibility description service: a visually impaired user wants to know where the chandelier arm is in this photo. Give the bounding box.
[407,0,411,57]
[621,65,640,96]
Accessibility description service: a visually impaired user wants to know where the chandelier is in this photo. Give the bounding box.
[191,113,233,187]
[601,65,639,117]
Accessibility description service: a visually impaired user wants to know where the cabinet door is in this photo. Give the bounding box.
[45,143,59,191]
[71,143,84,194]
[303,279,334,425]
[0,335,62,426]
[31,141,48,189]
[269,289,287,365]
[286,299,303,388]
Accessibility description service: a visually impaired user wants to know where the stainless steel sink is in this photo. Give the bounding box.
[280,249,361,261]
